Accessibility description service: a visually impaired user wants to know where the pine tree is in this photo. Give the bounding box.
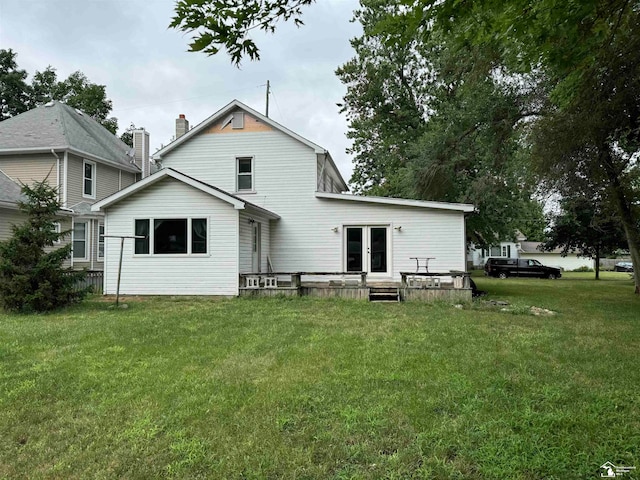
[0,180,90,312]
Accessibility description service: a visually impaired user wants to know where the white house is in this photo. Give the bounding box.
[469,236,595,271]
[92,100,474,297]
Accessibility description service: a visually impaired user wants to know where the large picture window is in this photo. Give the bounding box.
[134,218,207,255]
[237,157,253,191]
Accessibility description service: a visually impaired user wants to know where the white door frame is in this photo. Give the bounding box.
[343,225,391,277]
[251,222,261,272]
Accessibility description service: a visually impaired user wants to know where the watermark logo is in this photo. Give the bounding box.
[601,461,636,477]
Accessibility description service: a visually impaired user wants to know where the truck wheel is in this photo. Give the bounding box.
[547,273,556,280]
[498,272,508,279]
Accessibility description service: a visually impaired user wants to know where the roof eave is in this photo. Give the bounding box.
[315,192,475,212]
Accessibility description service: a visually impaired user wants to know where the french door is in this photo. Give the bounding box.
[345,226,390,276]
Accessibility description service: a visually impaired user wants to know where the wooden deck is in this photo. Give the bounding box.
[239,271,472,302]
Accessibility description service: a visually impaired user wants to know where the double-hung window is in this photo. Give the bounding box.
[83,160,96,198]
[134,218,207,255]
[73,221,88,260]
[236,157,253,192]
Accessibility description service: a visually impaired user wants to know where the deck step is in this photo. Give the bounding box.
[369,287,400,302]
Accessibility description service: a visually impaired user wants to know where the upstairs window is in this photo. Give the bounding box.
[83,160,96,198]
[237,157,253,191]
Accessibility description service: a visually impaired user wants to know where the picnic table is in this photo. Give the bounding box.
[410,257,435,273]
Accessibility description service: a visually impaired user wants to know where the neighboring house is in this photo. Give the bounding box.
[0,170,26,240]
[92,99,474,296]
[0,101,150,270]
[469,234,595,271]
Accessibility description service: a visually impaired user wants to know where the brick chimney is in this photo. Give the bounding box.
[176,114,189,139]
[133,128,151,179]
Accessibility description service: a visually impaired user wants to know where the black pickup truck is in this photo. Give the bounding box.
[484,258,562,279]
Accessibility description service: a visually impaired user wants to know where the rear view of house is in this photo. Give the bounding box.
[92,100,474,299]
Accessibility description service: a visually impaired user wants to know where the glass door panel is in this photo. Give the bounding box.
[346,227,363,272]
[369,227,387,273]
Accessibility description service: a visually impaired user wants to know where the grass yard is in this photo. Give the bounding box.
[0,273,638,479]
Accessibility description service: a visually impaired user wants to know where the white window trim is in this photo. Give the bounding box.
[97,222,105,260]
[133,217,210,257]
[236,156,255,193]
[83,159,96,199]
[72,221,89,262]
[53,222,61,245]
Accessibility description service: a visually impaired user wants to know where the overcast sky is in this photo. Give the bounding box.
[0,0,362,181]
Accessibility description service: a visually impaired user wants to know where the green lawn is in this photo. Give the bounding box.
[0,273,638,479]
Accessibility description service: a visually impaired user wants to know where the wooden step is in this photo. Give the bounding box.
[369,287,400,302]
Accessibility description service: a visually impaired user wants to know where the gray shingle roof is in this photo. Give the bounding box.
[0,101,139,172]
[0,170,25,204]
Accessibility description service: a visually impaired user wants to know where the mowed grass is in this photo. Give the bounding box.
[0,273,638,479]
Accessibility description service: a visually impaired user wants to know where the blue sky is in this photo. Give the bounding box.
[0,0,361,180]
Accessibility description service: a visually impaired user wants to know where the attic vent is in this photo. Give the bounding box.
[75,108,84,116]
[44,101,55,107]
[232,112,244,129]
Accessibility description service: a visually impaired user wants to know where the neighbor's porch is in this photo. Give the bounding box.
[239,271,472,302]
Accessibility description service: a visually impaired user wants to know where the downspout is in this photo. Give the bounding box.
[70,217,74,269]
[63,151,68,207]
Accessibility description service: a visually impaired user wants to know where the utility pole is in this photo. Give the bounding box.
[265,80,270,117]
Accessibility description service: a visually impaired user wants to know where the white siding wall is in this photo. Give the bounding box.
[103,178,239,295]
[0,208,24,241]
[520,253,594,271]
[161,129,467,281]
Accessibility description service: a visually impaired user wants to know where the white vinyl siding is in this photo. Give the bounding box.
[160,127,467,281]
[103,177,238,296]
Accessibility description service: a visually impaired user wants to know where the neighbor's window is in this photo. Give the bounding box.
[135,219,150,254]
[72,221,87,260]
[135,218,207,255]
[490,246,501,256]
[237,157,253,191]
[83,160,96,198]
[502,245,511,257]
[98,223,105,259]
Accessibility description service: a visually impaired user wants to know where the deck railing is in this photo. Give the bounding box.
[239,271,368,289]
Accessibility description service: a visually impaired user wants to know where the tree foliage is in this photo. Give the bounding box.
[0,49,118,133]
[0,181,90,312]
[170,0,315,66]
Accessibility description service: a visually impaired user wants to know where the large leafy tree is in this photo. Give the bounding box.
[0,181,89,312]
[0,50,118,134]
[543,194,627,280]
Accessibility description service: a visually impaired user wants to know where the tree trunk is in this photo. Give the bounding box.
[595,245,600,280]
[602,150,640,294]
